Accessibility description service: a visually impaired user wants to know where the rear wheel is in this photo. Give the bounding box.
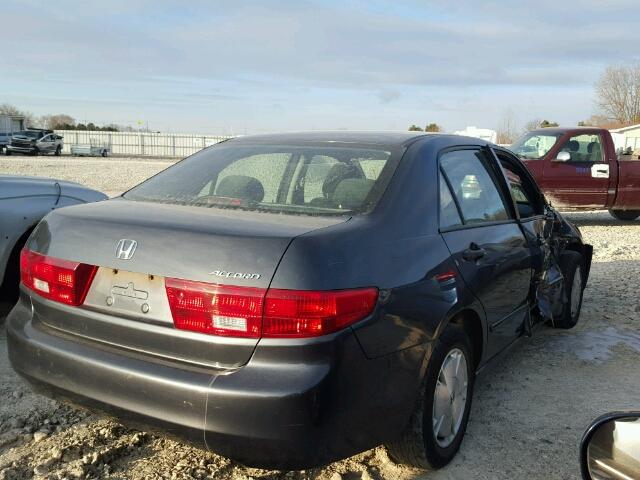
[5,149,11,156]
[609,209,640,221]
[386,325,474,469]
[101,149,108,157]
[55,145,62,156]
[552,251,585,329]
[31,148,39,156]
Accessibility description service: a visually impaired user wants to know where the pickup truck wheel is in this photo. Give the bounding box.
[552,251,585,329]
[609,209,640,221]
[4,149,11,156]
[55,146,62,156]
[386,325,474,469]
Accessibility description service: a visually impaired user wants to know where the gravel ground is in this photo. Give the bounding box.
[0,157,639,479]
[0,156,176,198]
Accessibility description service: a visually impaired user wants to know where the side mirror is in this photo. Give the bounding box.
[581,412,640,480]
[554,151,572,162]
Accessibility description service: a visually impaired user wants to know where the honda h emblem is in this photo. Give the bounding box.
[115,239,137,260]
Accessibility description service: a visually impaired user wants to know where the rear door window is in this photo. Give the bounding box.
[439,172,463,229]
[440,149,510,224]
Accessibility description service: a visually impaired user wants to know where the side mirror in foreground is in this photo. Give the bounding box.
[554,151,572,162]
[581,412,640,480]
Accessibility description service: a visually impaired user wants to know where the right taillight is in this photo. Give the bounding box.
[165,278,378,339]
[262,288,378,338]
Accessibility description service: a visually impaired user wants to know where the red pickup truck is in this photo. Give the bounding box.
[510,127,640,220]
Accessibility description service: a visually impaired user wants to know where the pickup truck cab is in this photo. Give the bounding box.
[510,127,640,220]
[5,129,64,156]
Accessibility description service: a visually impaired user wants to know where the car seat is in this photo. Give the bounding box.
[332,178,376,211]
[309,163,364,207]
[215,175,265,203]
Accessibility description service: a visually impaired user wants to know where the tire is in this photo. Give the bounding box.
[5,149,11,156]
[55,145,62,156]
[609,209,640,221]
[552,251,585,329]
[101,149,108,157]
[386,325,475,469]
[31,148,39,156]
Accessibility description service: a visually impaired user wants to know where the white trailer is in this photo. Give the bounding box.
[70,144,110,157]
[0,115,25,152]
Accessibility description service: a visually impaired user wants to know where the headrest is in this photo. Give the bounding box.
[332,178,375,211]
[567,140,580,152]
[322,163,363,197]
[587,142,601,154]
[215,175,264,203]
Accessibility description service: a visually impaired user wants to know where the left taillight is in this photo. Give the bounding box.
[20,249,97,306]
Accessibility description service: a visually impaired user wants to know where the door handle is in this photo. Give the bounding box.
[462,243,486,261]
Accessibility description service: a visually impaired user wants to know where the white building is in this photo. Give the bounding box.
[453,126,497,144]
[609,124,640,151]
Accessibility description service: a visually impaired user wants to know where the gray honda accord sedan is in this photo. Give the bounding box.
[7,132,592,470]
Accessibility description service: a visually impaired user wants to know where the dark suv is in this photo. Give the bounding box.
[7,132,592,470]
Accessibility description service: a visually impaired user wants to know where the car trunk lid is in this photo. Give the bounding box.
[27,198,345,368]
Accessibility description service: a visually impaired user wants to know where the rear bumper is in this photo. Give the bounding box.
[7,296,426,469]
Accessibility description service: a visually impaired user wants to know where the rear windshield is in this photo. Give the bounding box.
[124,143,401,216]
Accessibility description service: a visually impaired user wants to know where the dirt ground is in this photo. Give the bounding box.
[1,157,639,479]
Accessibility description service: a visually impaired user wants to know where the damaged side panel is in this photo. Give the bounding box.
[531,208,592,323]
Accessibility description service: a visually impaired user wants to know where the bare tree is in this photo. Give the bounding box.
[41,114,75,129]
[0,103,34,126]
[523,118,542,132]
[595,64,640,125]
[496,109,518,144]
[578,114,625,129]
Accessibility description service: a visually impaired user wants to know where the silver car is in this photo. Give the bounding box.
[5,130,64,156]
[0,176,107,299]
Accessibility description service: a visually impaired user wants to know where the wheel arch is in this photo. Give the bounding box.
[435,306,486,371]
[1,224,37,295]
[563,241,593,281]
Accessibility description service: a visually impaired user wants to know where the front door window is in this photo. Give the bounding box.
[559,134,603,163]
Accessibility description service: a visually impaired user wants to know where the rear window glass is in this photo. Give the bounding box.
[124,144,399,216]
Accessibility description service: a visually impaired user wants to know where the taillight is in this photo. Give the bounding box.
[263,288,378,338]
[20,249,97,306]
[165,277,378,339]
[165,278,265,338]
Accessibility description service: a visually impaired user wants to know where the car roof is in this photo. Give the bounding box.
[223,131,486,148]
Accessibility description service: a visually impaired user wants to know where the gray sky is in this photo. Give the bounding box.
[3,0,639,134]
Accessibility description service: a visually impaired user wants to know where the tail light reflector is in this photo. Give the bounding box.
[165,278,378,339]
[262,288,378,338]
[165,278,264,338]
[20,249,97,306]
